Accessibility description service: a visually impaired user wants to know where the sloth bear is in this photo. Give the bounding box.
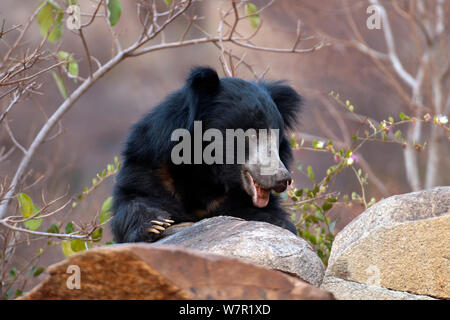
[112,67,302,243]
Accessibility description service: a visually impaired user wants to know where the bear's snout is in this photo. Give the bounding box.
[242,159,291,208]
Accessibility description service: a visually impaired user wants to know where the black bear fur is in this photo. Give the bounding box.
[112,67,302,243]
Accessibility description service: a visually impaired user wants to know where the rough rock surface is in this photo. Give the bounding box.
[324,187,449,299]
[321,277,436,300]
[20,245,334,300]
[156,216,325,286]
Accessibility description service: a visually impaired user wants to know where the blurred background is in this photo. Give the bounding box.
[0,0,449,293]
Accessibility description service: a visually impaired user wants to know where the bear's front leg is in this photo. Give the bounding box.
[112,198,176,243]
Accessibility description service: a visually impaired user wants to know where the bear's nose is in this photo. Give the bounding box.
[273,170,291,193]
[273,178,291,193]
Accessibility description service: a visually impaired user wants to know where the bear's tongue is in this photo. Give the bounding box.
[253,184,270,208]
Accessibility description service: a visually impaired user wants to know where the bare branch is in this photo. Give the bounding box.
[0,0,326,222]
[0,1,49,68]
[0,146,15,162]
[0,87,22,124]
[4,118,27,155]
[0,220,92,240]
[0,61,65,86]
[81,0,104,28]
[79,29,93,78]
[369,0,417,88]
[0,51,126,219]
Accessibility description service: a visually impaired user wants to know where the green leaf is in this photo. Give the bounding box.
[394,130,402,139]
[345,149,352,157]
[290,213,296,223]
[100,211,112,223]
[312,140,324,149]
[399,112,406,120]
[70,239,86,252]
[245,3,260,30]
[317,249,324,259]
[65,222,74,234]
[326,166,335,175]
[307,165,315,182]
[58,51,79,77]
[290,138,296,148]
[9,268,17,278]
[24,214,42,231]
[36,1,63,42]
[164,0,171,5]
[107,0,122,26]
[18,193,42,231]
[315,209,325,220]
[322,202,333,212]
[57,50,70,60]
[92,227,103,242]
[17,193,33,218]
[52,72,67,99]
[100,197,113,224]
[61,240,75,257]
[33,267,45,277]
[312,184,320,196]
[68,60,79,77]
[46,223,60,234]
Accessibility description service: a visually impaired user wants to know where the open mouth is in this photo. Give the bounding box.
[243,171,288,208]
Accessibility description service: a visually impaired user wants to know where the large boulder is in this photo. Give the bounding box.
[321,277,435,300]
[155,216,326,286]
[322,187,449,299]
[21,245,334,300]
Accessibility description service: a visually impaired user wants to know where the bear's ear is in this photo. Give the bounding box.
[262,81,302,130]
[186,66,220,95]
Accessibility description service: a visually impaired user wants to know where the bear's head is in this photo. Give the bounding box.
[175,66,302,208]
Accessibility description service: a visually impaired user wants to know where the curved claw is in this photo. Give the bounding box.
[147,227,160,234]
[153,225,165,231]
[151,220,164,226]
